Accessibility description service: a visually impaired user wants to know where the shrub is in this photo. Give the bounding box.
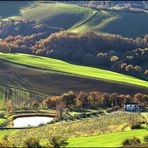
[0,141,9,148]
[131,122,141,129]
[74,114,81,119]
[0,112,5,118]
[24,137,41,148]
[122,136,141,146]
[49,136,68,148]
[129,116,141,129]
[0,136,11,147]
[68,115,75,121]
[144,135,148,143]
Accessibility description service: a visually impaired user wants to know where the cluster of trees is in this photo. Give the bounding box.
[111,48,148,80]
[0,19,60,53]
[0,19,148,80]
[32,31,148,80]
[0,19,61,38]
[4,89,148,112]
[42,91,148,110]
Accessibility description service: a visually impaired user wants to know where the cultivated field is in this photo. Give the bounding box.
[0,53,148,89]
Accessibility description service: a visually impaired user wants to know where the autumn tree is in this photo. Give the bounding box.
[6,100,13,113]
[43,96,61,109]
[101,93,110,107]
[87,91,100,108]
[109,93,119,107]
[61,91,76,108]
[75,91,88,108]
[133,93,144,104]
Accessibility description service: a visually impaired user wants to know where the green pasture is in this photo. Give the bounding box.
[0,53,148,88]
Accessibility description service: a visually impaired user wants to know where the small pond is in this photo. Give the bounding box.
[13,116,54,128]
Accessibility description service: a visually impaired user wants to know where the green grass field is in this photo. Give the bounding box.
[20,2,94,29]
[100,10,148,38]
[0,118,7,126]
[0,1,148,38]
[69,10,117,33]
[0,53,148,88]
[20,2,148,38]
[70,10,148,38]
[68,129,148,147]
[0,130,18,140]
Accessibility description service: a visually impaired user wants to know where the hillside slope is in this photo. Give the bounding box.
[0,53,148,110]
[0,53,148,90]
[70,10,148,38]
[20,2,148,38]
[1,60,147,96]
[0,2,147,38]
[20,2,94,29]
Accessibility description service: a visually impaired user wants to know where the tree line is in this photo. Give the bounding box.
[42,91,148,110]
[4,89,148,113]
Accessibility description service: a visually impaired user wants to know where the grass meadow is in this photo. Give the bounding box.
[68,129,148,147]
[0,53,148,88]
[0,1,147,38]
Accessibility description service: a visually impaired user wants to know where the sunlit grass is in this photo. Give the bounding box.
[68,129,148,147]
[0,53,148,88]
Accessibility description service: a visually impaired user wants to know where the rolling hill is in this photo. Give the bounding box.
[0,53,148,96]
[0,1,32,18]
[70,10,148,38]
[0,1,148,38]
